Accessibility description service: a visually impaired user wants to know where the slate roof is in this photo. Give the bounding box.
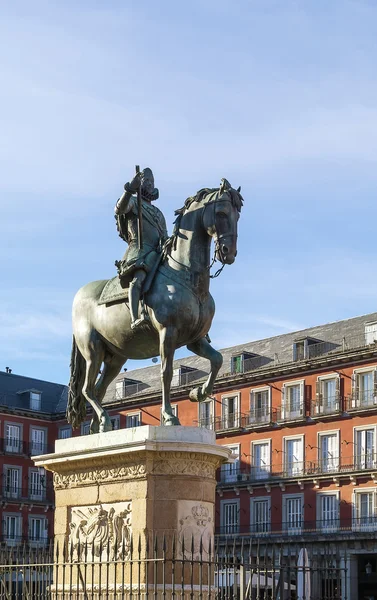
[0,370,67,414]
[103,311,377,404]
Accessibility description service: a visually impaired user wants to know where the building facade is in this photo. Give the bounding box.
[3,311,377,596]
[0,370,66,547]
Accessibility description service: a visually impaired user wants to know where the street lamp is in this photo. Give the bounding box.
[365,562,373,576]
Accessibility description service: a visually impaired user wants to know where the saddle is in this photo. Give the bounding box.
[99,251,164,306]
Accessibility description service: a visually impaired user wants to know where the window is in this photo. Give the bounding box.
[293,337,318,361]
[231,352,255,374]
[365,322,377,345]
[284,436,304,476]
[355,427,376,469]
[281,381,304,420]
[115,379,125,399]
[317,493,339,532]
[30,391,41,411]
[58,426,72,439]
[221,445,240,483]
[29,469,45,501]
[4,515,22,544]
[4,467,21,499]
[250,498,270,534]
[283,494,303,534]
[30,428,46,455]
[110,416,120,430]
[352,368,377,408]
[221,500,239,534]
[171,366,196,387]
[198,400,213,429]
[222,395,239,429]
[81,422,90,436]
[318,432,339,473]
[353,489,377,531]
[126,413,141,428]
[315,376,340,414]
[5,424,22,453]
[251,440,271,480]
[115,378,141,399]
[29,517,47,544]
[249,388,270,424]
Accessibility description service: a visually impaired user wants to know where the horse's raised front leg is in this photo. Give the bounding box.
[187,337,223,402]
[159,327,180,426]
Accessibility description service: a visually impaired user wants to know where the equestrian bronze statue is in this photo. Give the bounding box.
[67,169,243,433]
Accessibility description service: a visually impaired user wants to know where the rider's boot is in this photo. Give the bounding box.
[129,272,149,329]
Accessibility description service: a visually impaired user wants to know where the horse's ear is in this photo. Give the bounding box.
[237,186,241,193]
[219,178,231,195]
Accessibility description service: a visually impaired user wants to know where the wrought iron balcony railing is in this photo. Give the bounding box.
[213,412,244,432]
[218,453,377,484]
[345,391,377,412]
[311,396,342,417]
[276,404,305,423]
[243,408,277,427]
[1,439,53,456]
[216,516,377,537]
[2,486,54,503]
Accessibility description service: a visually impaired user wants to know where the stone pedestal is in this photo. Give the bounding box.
[35,425,230,598]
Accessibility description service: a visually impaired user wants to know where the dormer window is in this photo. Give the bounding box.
[115,378,141,399]
[30,392,41,411]
[171,366,196,387]
[292,337,319,361]
[365,322,377,345]
[231,352,255,374]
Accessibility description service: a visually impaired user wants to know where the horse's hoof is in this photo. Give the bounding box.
[162,414,181,426]
[99,413,112,433]
[189,387,206,403]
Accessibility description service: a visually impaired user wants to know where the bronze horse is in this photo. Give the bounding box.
[67,180,243,432]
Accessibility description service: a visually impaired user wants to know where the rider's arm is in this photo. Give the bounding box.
[115,173,141,215]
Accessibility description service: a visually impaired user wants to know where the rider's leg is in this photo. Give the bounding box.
[129,270,147,328]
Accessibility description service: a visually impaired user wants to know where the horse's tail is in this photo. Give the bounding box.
[66,336,87,429]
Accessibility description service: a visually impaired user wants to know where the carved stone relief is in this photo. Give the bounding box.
[177,501,214,559]
[68,501,132,561]
[54,464,146,489]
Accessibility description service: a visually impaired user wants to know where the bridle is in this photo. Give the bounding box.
[202,193,238,279]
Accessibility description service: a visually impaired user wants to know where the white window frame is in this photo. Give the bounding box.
[3,513,22,545]
[220,498,240,534]
[30,391,42,411]
[251,439,271,480]
[351,366,377,408]
[353,424,377,470]
[317,429,340,473]
[3,465,22,500]
[315,373,340,414]
[110,415,120,430]
[126,412,142,428]
[250,496,271,534]
[316,490,340,533]
[29,468,46,501]
[198,399,214,429]
[58,426,72,439]
[281,380,305,420]
[4,422,23,454]
[283,434,304,477]
[249,387,271,424]
[352,487,377,531]
[221,392,240,429]
[30,426,47,455]
[282,493,304,535]
[28,515,48,546]
[365,322,377,345]
[221,444,240,483]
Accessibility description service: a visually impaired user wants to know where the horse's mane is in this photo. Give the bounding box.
[163,182,243,255]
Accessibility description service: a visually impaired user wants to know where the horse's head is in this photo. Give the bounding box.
[202,178,243,265]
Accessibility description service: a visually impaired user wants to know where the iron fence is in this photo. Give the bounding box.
[0,535,348,599]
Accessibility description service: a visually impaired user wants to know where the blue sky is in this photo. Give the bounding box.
[2,0,377,385]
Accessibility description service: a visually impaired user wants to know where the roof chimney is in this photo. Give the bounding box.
[5,367,12,374]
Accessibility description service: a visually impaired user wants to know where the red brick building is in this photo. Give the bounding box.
[0,370,66,546]
[3,310,377,596]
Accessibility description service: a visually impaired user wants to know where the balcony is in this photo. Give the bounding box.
[311,396,342,418]
[276,404,305,424]
[216,517,377,538]
[345,391,377,413]
[2,486,54,504]
[0,439,54,456]
[213,412,244,433]
[218,453,377,486]
[243,408,277,428]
